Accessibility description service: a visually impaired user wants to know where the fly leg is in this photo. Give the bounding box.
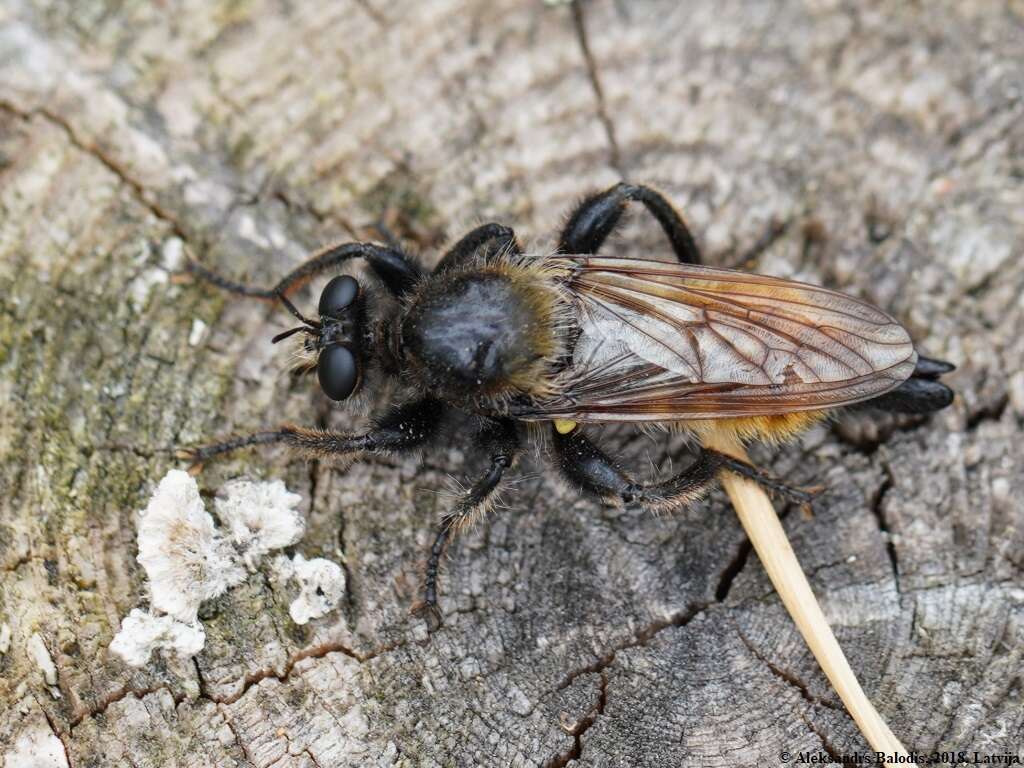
[414,418,520,630]
[712,453,819,506]
[558,182,702,264]
[434,223,523,273]
[551,426,814,512]
[177,397,444,470]
[184,240,424,303]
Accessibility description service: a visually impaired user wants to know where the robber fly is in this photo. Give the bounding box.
[181,183,954,626]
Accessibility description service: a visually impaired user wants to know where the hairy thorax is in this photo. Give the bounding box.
[399,258,568,409]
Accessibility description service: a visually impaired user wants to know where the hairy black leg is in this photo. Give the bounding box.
[858,354,956,415]
[712,453,818,505]
[433,223,522,274]
[551,427,814,512]
[558,182,702,264]
[186,240,423,303]
[178,397,443,469]
[551,427,721,512]
[370,219,406,252]
[415,418,520,629]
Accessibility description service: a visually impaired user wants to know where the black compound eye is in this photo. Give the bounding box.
[317,344,359,401]
[318,275,359,318]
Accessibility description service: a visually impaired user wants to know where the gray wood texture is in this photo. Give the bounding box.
[1,1,1022,765]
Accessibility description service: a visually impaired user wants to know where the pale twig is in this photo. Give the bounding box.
[704,429,910,758]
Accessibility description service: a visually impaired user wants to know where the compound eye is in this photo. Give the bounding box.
[318,275,359,318]
[317,344,359,401]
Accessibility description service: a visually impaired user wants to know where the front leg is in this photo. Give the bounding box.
[186,240,424,302]
[178,397,444,470]
[414,417,520,630]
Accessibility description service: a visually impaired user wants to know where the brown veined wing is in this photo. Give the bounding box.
[515,256,918,422]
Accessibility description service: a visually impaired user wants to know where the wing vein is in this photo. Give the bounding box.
[520,256,916,422]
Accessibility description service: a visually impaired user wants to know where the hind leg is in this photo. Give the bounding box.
[558,182,702,264]
[550,425,814,514]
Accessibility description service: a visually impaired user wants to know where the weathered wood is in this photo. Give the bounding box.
[1,1,1022,765]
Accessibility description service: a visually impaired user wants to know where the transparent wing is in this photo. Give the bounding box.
[515,256,917,421]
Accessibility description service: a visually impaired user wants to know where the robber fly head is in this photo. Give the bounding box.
[271,274,366,401]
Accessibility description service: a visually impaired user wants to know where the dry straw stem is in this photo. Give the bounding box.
[705,430,910,758]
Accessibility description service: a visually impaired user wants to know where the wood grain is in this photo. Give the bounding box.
[1,1,1022,765]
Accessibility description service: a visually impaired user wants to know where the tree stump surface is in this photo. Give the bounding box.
[1,1,1022,765]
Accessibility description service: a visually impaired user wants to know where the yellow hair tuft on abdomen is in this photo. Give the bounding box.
[682,410,827,446]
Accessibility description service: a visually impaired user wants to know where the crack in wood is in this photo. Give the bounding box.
[735,625,847,761]
[552,601,708,696]
[352,0,388,28]
[222,716,260,768]
[735,626,842,714]
[69,683,186,729]
[871,467,899,592]
[37,696,76,768]
[207,636,404,707]
[714,536,754,601]
[570,0,624,176]
[547,671,608,767]
[272,189,361,239]
[268,727,328,768]
[0,99,195,250]
[64,635,400,732]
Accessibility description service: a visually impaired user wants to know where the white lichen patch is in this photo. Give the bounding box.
[109,609,205,667]
[136,470,244,623]
[275,553,347,625]
[127,267,169,310]
[2,717,70,768]
[26,633,57,686]
[112,470,338,668]
[187,318,208,347]
[160,236,185,272]
[214,479,305,570]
